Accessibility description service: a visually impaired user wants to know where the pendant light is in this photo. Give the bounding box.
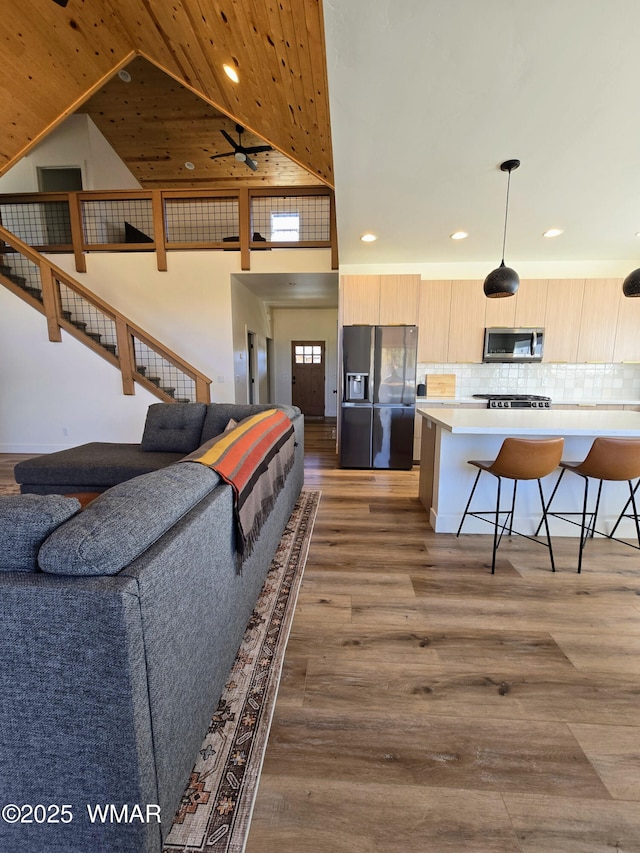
[622,267,640,297]
[483,159,521,298]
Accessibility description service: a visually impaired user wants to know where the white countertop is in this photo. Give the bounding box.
[417,396,640,406]
[417,406,640,436]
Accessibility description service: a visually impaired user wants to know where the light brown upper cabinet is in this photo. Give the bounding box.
[484,288,517,327]
[515,279,549,326]
[341,275,380,325]
[576,279,621,362]
[614,289,640,361]
[447,280,486,362]
[543,279,585,362]
[417,280,451,362]
[379,275,420,325]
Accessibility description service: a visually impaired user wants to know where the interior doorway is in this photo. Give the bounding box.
[291,341,325,416]
[247,331,256,403]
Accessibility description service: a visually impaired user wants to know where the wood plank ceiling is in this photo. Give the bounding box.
[0,0,333,187]
[76,57,323,188]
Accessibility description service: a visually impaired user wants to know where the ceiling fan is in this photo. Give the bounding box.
[210,124,273,171]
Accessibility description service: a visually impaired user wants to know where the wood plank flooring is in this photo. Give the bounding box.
[246,420,640,853]
[2,426,639,851]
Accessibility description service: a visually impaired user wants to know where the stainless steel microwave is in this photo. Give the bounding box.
[483,327,544,363]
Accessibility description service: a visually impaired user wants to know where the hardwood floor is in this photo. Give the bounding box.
[2,428,639,851]
[246,420,640,853]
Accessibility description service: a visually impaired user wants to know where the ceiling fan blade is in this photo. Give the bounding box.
[245,157,258,171]
[220,129,240,150]
[210,152,233,160]
[243,145,273,155]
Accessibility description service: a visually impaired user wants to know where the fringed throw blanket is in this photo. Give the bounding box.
[180,409,296,570]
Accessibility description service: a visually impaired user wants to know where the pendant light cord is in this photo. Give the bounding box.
[501,167,512,265]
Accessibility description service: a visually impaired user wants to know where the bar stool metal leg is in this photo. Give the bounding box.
[457,468,482,537]
[537,478,556,572]
[578,476,590,574]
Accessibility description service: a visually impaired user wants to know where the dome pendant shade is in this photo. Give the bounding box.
[484,159,521,299]
[622,268,640,297]
[483,261,520,298]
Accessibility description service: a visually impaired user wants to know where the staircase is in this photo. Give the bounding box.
[0,226,211,404]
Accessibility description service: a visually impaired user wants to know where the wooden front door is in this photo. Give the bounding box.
[291,341,325,416]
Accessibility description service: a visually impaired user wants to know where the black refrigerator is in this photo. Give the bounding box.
[339,325,417,469]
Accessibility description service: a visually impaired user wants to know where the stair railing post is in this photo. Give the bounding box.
[39,264,62,343]
[239,188,251,271]
[195,376,211,403]
[115,318,135,396]
[68,192,87,274]
[152,190,168,272]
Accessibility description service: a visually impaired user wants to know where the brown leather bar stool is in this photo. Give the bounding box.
[541,436,640,573]
[457,437,564,574]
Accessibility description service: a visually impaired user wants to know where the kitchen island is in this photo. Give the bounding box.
[418,406,640,536]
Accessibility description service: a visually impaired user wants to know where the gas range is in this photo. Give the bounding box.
[473,394,552,409]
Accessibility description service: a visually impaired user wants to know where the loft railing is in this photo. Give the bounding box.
[0,186,338,273]
[0,224,211,403]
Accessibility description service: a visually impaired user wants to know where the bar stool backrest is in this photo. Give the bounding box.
[488,437,564,480]
[575,437,640,481]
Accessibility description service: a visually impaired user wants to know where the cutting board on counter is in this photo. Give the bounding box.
[424,374,456,398]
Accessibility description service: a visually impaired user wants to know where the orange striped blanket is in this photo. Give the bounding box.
[180,409,296,569]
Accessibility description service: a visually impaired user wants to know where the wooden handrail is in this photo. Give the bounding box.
[0,186,338,272]
[0,224,211,403]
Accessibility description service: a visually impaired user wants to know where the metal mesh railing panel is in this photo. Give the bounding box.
[250,195,330,242]
[58,282,118,355]
[164,198,240,243]
[80,199,154,245]
[0,252,43,299]
[133,337,196,402]
[0,202,72,247]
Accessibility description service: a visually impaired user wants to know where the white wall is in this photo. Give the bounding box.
[271,307,338,417]
[0,114,140,192]
[0,288,157,452]
[230,277,272,404]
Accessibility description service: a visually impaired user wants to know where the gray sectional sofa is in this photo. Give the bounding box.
[0,402,304,853]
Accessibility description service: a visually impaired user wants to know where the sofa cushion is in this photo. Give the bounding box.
[140,402,208,453]
[0,494,81,572]
[14,443,185,489]
[38,463,220,576]
[200,403,300,444]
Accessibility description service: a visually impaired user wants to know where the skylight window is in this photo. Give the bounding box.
[270,212,300,242]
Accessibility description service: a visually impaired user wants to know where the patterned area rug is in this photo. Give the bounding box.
[164,489,320,853]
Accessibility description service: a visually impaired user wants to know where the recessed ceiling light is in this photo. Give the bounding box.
[118,69,132,83]
[543,228,563,238]
[184,161,195,170]
[635,232,640,238]
[360,233,377,243]
[450,231,468,240]
[223,64,239,83]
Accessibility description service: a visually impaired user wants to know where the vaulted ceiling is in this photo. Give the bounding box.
[76,57,323,188]
[0,0,333,187]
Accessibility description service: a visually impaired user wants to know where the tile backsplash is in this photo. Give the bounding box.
[418,363,640,402]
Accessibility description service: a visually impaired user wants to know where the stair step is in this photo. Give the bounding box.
[24,286,43,299]
[9,275,28,286]
[71,320,87,332]
[61,310,72,321]
[162,387,176,397]
[148,376,161,386]
[86,332,102,343]
[176,397,191,403]
[102,343,117,356]
[136,365,147,376]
